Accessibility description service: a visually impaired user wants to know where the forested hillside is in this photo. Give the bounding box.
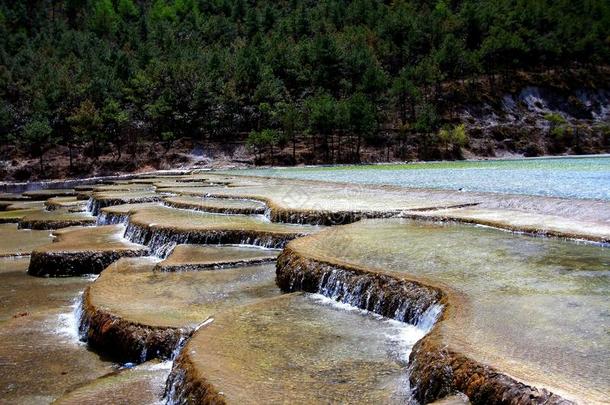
[1,0,609,178]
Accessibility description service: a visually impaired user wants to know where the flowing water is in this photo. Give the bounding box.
[0,168,608,404]
[0,257,114,404]
[286,219,610,403]
[168,292,430,404]
[232,155,610,200]
[87,258,281,331]
[0,224,53,257]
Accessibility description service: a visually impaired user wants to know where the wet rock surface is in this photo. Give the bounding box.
[404,207,610,242]
[276,246,444,325]
[45,196,87,212]
[0,200,46,211]
[167,293,425,404]
[0,207,42,223]
[278,219,609,404]
[409,334,567,405]
[88,190,164,215]
[18,209,96,230]
[212,172,610,239]
[0,169,607,404]
[155,244,279,271]
[173,179,478,225]
[96,202,161,225]
[0,257,114,404]
[0,223,53,257]
[429,394,471,405]
[125,205,318,253]
[163,195,267,215]
[28,225,148,276]
[82,257,280,362]
[54,361,171,405]
[22,189,77,200]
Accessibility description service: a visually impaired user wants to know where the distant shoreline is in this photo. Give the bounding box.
[2,153,609,188]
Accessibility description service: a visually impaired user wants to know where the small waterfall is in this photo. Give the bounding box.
[96,211,129,226]
[85,197,101,215]
[415,303,443,332]
[163,317,215,405]
[95,211,107,226]
[75,293,91,342]
[56,293,88,344]
[124,221,295,258]
[277,253,444,327]
[85,197,93,213]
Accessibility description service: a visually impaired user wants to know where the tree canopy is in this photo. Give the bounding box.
[1,0,608,167]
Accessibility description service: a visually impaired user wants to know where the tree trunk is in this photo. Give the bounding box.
[337,133,341,162]
[93,137,98,161]
[270,144,273,165]
[68,143,73,172]
[400,93,407,125]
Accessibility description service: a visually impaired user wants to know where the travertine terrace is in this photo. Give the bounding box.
[0,169,607,404]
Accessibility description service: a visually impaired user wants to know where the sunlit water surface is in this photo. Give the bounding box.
[292,219,610,402]
[234,156,610,200]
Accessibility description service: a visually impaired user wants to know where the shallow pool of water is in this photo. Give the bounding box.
[290,219,610,402]
[0,257,114,403]
[233,156,610,200]
[174,292,426,403]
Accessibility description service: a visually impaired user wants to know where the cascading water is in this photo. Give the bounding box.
[163,317,215,405]
[57,292,89,344]
[414,303,443,332]
[123,221,295,258]
[96,211,130,226]
[278,256,443,326]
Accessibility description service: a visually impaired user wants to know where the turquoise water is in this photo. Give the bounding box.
[233,156,610,200]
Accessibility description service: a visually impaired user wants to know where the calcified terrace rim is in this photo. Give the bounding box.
[85,171,609,241]
[122,206,318,254]
[18,211,96,230]
[276,242,570,404]
[27,225,149,276]
[203,173,610,241]
[2,170,605,404]
[162,195,267,215]
[87,191,164,216]
[80,283,192,363]
[78,257,195,363]
[80,257,280,365]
